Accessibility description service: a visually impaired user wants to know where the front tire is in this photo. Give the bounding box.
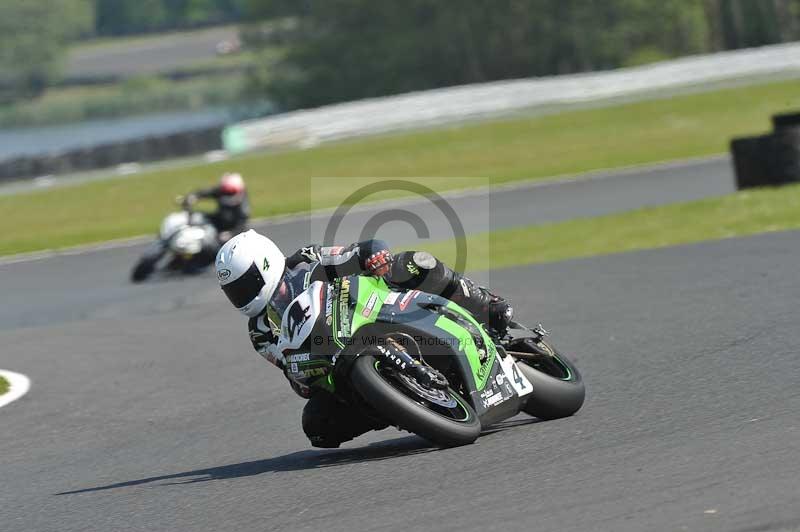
[511,338,585,420]
[130,258,156,283]
[349,355,481,447]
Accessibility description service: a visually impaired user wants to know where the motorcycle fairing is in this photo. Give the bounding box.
[342,276,532,424]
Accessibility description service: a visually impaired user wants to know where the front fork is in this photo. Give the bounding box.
[374,339,417,372]
[374,338,449,389]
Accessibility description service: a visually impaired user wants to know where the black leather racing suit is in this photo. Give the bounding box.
[192,185,250,235]
[246,239,513,448]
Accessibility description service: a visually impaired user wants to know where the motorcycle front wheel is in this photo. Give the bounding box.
[130,258,156,283]
[349,355,481,447]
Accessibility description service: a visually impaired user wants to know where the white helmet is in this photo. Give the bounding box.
[215,230,286,317]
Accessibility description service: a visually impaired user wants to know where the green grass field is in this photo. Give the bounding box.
[2,78,800,257]
[0,375,9,396]
[417,183,800,271]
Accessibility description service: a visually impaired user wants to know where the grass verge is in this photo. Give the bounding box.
[0,375,9,396]
[3,78,800,256]
[415,183,800,271]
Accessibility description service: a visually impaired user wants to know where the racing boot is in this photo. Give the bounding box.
[390,251,514,338]
[303,391,388,448]
[446,275,514,339]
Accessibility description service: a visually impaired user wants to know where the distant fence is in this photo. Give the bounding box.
[223,41,800,153]
[0,126,222,183]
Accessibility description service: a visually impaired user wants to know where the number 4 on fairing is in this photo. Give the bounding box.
[500,354,533,397]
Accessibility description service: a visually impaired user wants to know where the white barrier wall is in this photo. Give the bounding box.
[223,42,800,152]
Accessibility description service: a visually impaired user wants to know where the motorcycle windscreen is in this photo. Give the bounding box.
[222,262,265,308]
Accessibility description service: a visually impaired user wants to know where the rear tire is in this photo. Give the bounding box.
[511,338,585,420]
[349,355,481,447]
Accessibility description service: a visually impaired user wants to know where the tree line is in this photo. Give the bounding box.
[0,0,93,104]
[1,0,244,104]
[245,0,800,109]
[94,0,245,36]
[4,1,800,109]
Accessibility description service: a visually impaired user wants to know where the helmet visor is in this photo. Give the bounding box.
[222,262,265,309]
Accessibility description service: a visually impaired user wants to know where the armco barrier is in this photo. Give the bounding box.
[732,112,800,189]
[0,126,222,183]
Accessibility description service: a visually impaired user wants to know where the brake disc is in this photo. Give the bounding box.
[393,372,457,408]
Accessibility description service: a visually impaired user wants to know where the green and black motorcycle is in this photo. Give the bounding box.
[278,275,586,447]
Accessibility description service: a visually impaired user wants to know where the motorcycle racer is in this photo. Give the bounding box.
[181,172,250,243]
[215,229,514,448]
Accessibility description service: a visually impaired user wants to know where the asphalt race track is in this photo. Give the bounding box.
[3,161,799,532]
[66,27,239,80]
[0,156,734,332]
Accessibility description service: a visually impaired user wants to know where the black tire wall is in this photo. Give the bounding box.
[732,111,800,190]
[0,126,223,183]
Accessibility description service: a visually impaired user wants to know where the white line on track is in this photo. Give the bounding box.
[0,370,31,409]
[0,154,727,267]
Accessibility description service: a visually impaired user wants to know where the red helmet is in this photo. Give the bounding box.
[219,173,245,195]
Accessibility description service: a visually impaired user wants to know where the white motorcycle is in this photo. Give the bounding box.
[130,203,219,283]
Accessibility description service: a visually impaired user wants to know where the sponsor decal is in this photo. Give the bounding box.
[288,353,311,363]
[480,384,507,408]
[398,290,421,311]
[300,246,318,262]
[217,268,231,281]
[495,373,505,386]
[338,278,351,336]
[459,279,471,297]
[328,246,344,256]
[481,392,505,409]
[362,292,379,317]
[302,367,329,377]
[286,302,311,341]
[325,285,334,325]
[383,291,401,305]
[406,262,420,276]
[503,381,514,397]
[476,352,495,382]
[263,257,270,271]
[290,362,298,374]
[377,345,408,370]
[303,272,311,289]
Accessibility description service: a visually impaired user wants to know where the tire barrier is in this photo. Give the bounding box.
[731,112,800,189]
[0,126,222,183]
[772,112,800,130]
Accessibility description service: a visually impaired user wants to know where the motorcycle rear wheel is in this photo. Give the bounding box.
[350,355,481,447]
[511,338,586,420]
